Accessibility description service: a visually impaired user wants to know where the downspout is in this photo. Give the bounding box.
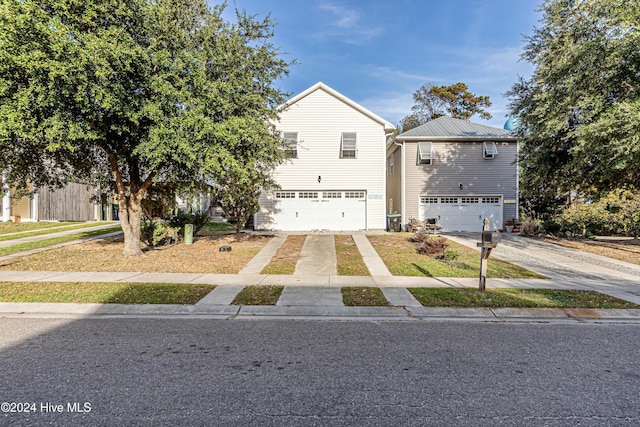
[393,139,405,231]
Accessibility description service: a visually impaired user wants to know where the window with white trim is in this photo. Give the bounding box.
[440,197,458,204]
[345,191,365,198]
[388,155,394,175]
[420,197,439,204]
[322,192,342,198]
[298,192,318,199]
[341,132,357,158]
[417,142,432,165]
[275,192,296,199]
[284,132,298,159]
[483,141,498,159]
[482,197,500,204]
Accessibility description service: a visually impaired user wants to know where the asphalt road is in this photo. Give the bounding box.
[1,318,639,426]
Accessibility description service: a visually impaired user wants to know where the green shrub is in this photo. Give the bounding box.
[541,219,561,235]
[167,211,209,237]
[141,221,180,247]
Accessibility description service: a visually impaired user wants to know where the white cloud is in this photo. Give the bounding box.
[313,2,383,45]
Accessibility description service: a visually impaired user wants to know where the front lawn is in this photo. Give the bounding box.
[0,281,215,304]
[409,288,640,309]
[260,235,306,275]
[0,226,122,257]
[367,233,545,278]
[0,234,272,274]
[335,235,370,276]
[231,285,284,305]
[0,221,85,235]
[342,286,388,306]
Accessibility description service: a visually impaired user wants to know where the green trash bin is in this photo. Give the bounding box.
[184,224,193,245]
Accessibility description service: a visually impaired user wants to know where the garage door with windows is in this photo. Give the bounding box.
[419,196,502,232]
[272,191,366,231]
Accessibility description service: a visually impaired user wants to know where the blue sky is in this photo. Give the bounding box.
[220,0,542,129]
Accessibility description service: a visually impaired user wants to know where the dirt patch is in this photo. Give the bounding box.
[0,233,272,274]
[541,237,640,266]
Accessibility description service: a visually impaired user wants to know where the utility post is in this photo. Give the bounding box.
[477,218,501,291]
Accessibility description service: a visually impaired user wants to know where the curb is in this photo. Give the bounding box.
[1,302,640,323]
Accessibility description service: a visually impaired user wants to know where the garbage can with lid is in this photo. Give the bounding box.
[386,213,402,232]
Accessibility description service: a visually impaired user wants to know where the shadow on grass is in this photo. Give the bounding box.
[0,282,216,305]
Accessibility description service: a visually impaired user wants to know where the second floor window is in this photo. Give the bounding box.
[284,132,298,159]
[341,132,357,158]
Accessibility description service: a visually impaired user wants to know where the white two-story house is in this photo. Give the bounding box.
[254,82,395,231]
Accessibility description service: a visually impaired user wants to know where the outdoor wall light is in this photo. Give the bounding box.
[459,182,463,190]
[318,175,321,183]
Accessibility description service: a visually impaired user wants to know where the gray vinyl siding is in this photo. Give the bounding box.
[386,145,402,216]
[404,140,518,222]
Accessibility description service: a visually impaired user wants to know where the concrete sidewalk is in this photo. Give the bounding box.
[1,231,640,321]
[0,222,120,248]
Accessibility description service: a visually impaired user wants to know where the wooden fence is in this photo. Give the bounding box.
[38,183,95,221]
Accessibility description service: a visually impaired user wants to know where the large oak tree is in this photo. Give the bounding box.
[0,0,291,256]
[507,0,640,213]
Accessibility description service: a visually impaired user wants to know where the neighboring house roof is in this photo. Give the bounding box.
[279,82,396,133]
[396,116,517,141]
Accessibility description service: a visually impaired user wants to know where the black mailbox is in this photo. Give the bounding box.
[481,231,502,244]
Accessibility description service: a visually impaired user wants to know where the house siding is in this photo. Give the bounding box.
[403,140,518,225]
[386,144,403,215]
[255,87,387,230]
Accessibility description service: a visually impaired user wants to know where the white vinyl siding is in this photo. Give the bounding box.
[255,85,387,230]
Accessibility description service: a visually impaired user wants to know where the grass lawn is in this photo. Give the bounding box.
[231,285,284,305]
[260,235,306,275]
[342,286,389,306]
[0,234,272,274]
[0,221,85,235]
[198,221,236,236]
[0,226,122,257]
[335,235,370,276]
[0,281,215,304]
[368,233,545,278]
[409,288,640,309]
[0,221,114,242]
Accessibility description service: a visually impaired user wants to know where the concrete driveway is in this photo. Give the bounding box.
[445,232,640,284]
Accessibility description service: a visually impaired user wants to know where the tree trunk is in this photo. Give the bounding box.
[119,194,145,257]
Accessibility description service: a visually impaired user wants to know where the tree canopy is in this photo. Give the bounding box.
[507,0,640,211]
[401,82,492,131]
[0,0,292,255]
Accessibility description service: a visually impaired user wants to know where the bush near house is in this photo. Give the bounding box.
[541,189,640,238]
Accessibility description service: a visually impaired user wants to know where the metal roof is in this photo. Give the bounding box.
[396,116,517,141]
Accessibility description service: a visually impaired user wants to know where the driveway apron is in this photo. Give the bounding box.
[294,235,337,276]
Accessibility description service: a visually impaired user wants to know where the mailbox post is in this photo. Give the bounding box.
[477,219,501,291]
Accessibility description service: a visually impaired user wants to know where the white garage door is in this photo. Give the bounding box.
[272,191,366,231]
[419,196,502,232]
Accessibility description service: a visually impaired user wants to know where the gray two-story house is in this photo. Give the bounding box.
[386,116,519,232]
